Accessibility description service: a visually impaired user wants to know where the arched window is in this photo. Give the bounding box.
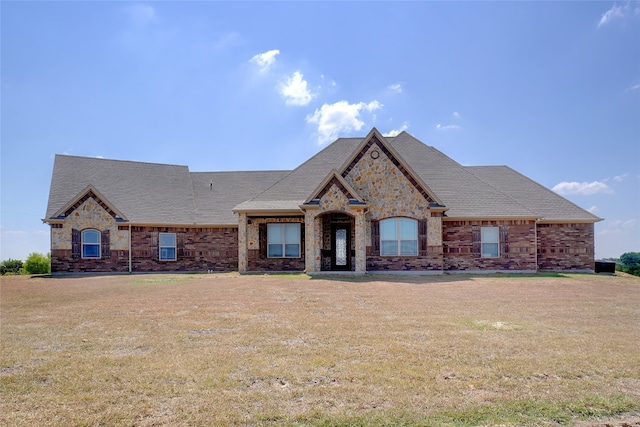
[82,229,101,259]
[380,218,418,256]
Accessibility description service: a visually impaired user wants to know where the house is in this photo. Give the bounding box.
[44,128,601,274]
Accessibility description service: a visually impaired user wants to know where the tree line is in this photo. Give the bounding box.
[0,253,50,275]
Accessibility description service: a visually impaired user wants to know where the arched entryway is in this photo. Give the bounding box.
[320,212,355,271]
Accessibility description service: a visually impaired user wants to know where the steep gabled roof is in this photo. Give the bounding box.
[466,166,602,222]
[389,132,538,219]
[339,128,444,206]
[47,130,599,225]
[233,137,363,212]
[46,155,289,225]
[46,155,197,225]
[304,170,366,205]
[50,185,127,221]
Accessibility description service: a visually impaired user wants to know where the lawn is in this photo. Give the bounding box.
[1,272,639,426]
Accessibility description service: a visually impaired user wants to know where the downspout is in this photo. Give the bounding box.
[129,223,132,273]
[534,218,539,271]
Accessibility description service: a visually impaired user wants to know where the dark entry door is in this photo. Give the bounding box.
[331,224,351,271]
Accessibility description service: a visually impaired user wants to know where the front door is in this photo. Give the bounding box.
[331,224,351,271]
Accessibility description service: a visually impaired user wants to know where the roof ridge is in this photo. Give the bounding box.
[55,153,189,169]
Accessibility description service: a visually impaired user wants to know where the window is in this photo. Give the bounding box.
[268,223,300,258]
[159,233,177,261]
[82,229,101,259]
[481,227,499,258]
[380,218,418,256]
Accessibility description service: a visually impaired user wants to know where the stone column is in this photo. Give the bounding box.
[354,208,366,273]
[304,209,318,273]
[237,213,248,273]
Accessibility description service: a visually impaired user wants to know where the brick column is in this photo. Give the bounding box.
[238,213,248,273]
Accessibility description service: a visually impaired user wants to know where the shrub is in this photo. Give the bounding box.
[620,252,640,277]
[23,252,51,275]
[0,259,24,275]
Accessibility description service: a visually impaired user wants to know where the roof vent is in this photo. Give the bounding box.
[210,180,213,191]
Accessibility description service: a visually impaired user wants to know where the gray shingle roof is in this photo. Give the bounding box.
[233,137,362,212]
[465,165,602,222]
[389,132,537,219]
[46,155,288,225]
[46,155,197,225]
[191,171,289,224]
[47,131,599,225]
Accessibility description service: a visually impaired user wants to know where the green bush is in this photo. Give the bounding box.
[23,252,51,275]
[0,259,24,275]
[620,252,640,277]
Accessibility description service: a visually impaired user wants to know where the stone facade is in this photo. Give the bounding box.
[343,141,430,220]
[537,223,595,271]
[51,198,128,251]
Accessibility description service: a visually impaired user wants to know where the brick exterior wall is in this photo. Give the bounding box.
[442,220,537,271]
[130,226,238,272]
[51,249,129,273]
[366,246,444,271]
[537,223,595,271]
[51,226,239,273]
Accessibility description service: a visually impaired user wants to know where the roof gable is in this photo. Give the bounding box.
[339,128,445,207]
[304,170,366,205]
[51,185,127,221]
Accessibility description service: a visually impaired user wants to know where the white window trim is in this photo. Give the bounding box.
[380,218,418,256]
[267,223,301,258]
[159,232,177,261]
[481,226,500,258]
[82,229,101,259]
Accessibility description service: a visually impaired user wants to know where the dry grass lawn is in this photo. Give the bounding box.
[1,272,639,426]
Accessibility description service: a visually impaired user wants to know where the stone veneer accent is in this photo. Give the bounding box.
[246,217,306,272]
[343,142,431,220]
[339,139,444,272]
[51,198,128,251]
[51,197,130,273]
[442,220,537,271]
[537,223,595,271]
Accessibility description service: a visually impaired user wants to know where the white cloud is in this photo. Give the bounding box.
[587,205,600,214]
[598,2,640,28]
[279,71,314,106]
[388,83,403,94]
[613,173,628,183]
[597,218,637,236]
[306,100,383,145]
[250,49,280,73]
[627,84,640,91]
[551,181,613,195]
[383,123,409,137]
[452,111,460,119]
[435,123,461,131]
[126,4,156,26]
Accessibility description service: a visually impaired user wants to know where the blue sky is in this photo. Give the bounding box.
[1,1,638,261]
